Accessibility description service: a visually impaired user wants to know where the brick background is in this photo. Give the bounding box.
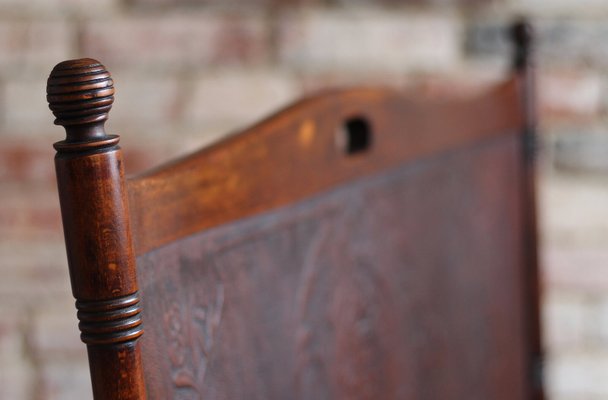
[2,0,608,398]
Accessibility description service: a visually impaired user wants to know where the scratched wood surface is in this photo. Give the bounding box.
[136,133,528,400]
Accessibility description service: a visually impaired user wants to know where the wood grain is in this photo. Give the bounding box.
[46,19,543,400]
[136,133,528,399]
[48,59,147,400]
[127,81,522,256]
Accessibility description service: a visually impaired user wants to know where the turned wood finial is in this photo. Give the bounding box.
[511,19,533,71]
[47,58,117,150]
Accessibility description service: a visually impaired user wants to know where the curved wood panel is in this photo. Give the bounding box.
[136,134,528,399]
[127,79,522,255]
[46,20,542,400]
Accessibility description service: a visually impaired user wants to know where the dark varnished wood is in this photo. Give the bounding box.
[48,59,146,400]
[127,81,522,256]
[48,19,543,400]
[137,133,528,399]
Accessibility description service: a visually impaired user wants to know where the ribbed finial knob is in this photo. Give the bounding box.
[511,19,533,70]
[47,58,114,126]
[47,58,118,149]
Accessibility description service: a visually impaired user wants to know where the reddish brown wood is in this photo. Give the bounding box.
[127,81,522,256]
[48,59,146,400]
[136,133,529,399]
[47,20,543,399]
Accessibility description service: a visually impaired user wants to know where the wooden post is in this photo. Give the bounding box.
[47,59,146,399]
[511,20,544,400]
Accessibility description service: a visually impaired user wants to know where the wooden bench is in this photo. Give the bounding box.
[46,20,543,400]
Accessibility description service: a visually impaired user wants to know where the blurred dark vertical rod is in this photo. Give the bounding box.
[511,19,544,400]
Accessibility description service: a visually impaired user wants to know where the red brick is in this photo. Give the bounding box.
[539,70,602,122]
[0,6,607,400]
[0,261,70,311]
[3,76,58,132]
[0,183,62,239]
[597,298,608,346]
[546,351,608,399]
[81,13,270,70]
[0,311,33,399]
[543,248,608,294]
[543,291,593,351]
[105,70,182,130]
[38,360,92,400]
[183,69,299,126]
[29,302,85,360]
[278,10,461,73]
[0,0,118,17]
[0,21,71,75]
[0,132,170,183]
[511,0,608,16]
[298,71,408,94]
[0,239,66,270]
[334,0,489,4]
[120,140,174,176]
[551,130,608,174]
[152,122,252,164]
[540,174,608,248]
[126,0,321,8]
[0,139,57,183]
[404,62,506,99]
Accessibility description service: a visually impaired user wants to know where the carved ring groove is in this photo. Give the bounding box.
[46,59,115,127]
[53,135,120,153]
[76,292,143,345]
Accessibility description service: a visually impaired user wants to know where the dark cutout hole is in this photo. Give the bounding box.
[343,117,372,155]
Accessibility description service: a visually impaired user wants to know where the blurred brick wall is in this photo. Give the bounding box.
[1,0,608,399]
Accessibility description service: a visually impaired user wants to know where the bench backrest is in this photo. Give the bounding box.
[46,21,543,400]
